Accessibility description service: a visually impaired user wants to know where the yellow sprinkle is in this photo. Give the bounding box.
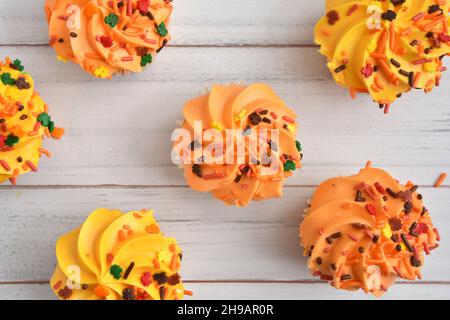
[56,55,68,63]
[234,109,247,122]
[94,66,110,79]
[156,251,172,265]
[287,124,296,132]
[381,223,392,239]
[423,62,436,73]
[400,243,406,251]
[212,121,223,131]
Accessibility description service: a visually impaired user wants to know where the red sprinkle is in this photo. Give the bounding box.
[106,253,114,264]
[53,280,62,290]
[374,182,386,194]
[203,173,226,180]
[423,242,430,255]
[412,59,432,65]
[365,204,377,216]
[100,36,113,48]
[347,233,359,242]
[282,115,295,124]
[270,112,278,119]
[0,159,11,171]
[25,160,37,172]
[121,56,134,62]
[320,274,334,281]
[433,228,441,241]
[141,271,152,286]
[137,0,149,13]
[347,4,359,16]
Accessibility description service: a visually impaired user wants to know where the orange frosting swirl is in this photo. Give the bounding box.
[300,164,440,296]
[175,84,303,207]
[45,0,172,78]
[315,0,450,111]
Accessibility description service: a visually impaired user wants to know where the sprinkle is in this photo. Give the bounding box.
[141,271,152,286]
[25,160,37,172]
[335,65,346,73]
[433,227,441,241]
[0,160,11,171]
[184,290,194,296]
[347,233,359,242]
[347,4,359,16]
[365,204,377,216]
[434,172,447,187]
[401,233,414,252]
[123,262,135,280]
[109,264,123,280]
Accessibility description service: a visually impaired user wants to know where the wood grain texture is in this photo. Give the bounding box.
[0,46,448,187]
[0,187,448,284]
[1,1,449,300]
[0,0,319,45]
[0,282,449,300]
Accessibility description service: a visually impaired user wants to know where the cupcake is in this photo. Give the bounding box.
[300,162,440,296]
[0,57,64,185]
[315,1,450,112]
[45,0,173,79]
[50,208,189,300]
[173,83,303,207]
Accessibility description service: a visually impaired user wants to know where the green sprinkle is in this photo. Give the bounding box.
[141,54,153,67]
[38,113,51,127]
[104,13,119,28]
[295,140,302,152]
[156,22,168,36]
[13,59,24,72]
[110,264,123,280]
[5,134,19,147]
[1,73,16,86]
[283,160,296,172]
[48,121,55,133]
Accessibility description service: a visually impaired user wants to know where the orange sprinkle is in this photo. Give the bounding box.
[94,285,110,297]
[434,172,447,188]
[183,290,194,296]
[146,224,160,234]
[118,229,127,241]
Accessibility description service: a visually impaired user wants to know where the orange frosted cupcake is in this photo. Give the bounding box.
[173,83,303,207]
[0,57,64,185]
[300,162,440,296]
[45,0,173,79]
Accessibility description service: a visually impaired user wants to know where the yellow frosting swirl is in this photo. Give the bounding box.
[315,0,450,110]
[0,57,63,185]
[175,83,303,207]
[50,208,186,300]
[300,163,440,296]
[45,0,172,78]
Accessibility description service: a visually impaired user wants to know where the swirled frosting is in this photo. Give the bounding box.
[0,57,64,185]
[300,164,440,296]
[315,0,450,111]
[174,83,303,207]
[45,0,172,78]
[50,208,187,300]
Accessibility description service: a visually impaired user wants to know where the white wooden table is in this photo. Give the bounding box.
[0,0,449,300]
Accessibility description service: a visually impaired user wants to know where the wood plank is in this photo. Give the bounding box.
[0,0,320,45]
[0,282,449,300]
[0,46,449,186]
[0,187,448,282]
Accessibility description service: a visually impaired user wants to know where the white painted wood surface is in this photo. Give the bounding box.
[0,0,449,300]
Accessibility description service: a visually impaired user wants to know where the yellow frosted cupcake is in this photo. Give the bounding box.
[315,0,450,113]
[0,57,63,185]
[50,208,190,300]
